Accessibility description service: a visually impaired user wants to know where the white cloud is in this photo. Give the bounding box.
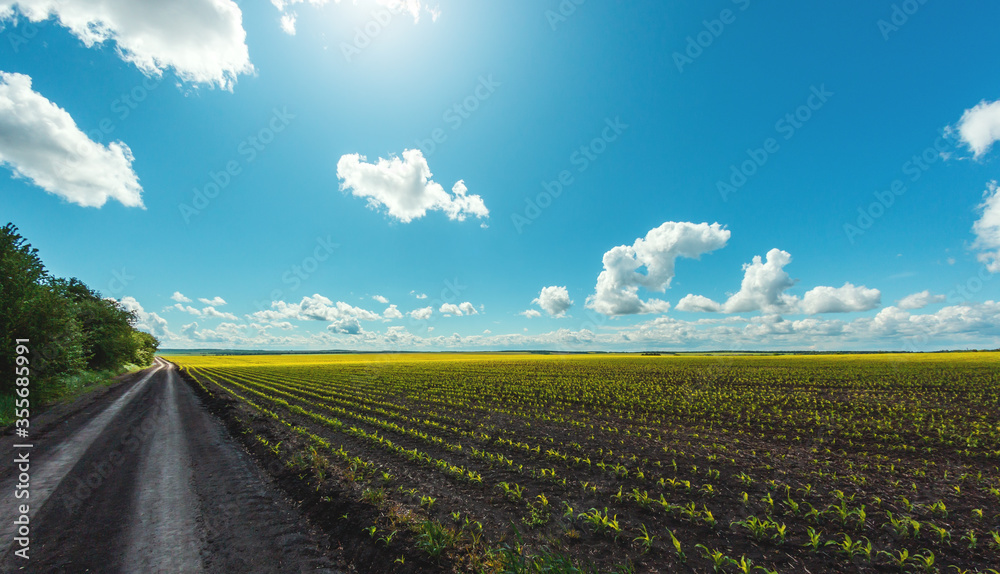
[0,0,253,90]
[198,296,227,306]
[169,302,237,321]
[680,249,880,315]
[172,303,201,315]
[337,149,489,223]
[271,0,436,28]
[973,181,1000,272]
[383,304,403,320]
[249,294,381,336]
[120,296,170,339]
[520,309,542,319]
[586,222,730,316]
[721,248,799,313]
[171,291,192,303]
[279,11,296,34]
[439,302,477,316]
[409,306,432,320]
[675,294,722,313]
[953,99,1000,159]
[799,283,881,314]
[372,295,389,304]
[411,291,428,299]
[155,300,1000,351]
[0,72,142,208]
[531,286,573,317]
[202,306,238,321]
[181,321,199,339]
[897,290,946,310]
[383,0,432,21]
[328,317,363,335]
[862,302,1000,342]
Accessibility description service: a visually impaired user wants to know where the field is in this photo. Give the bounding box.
[166,352,1000,573]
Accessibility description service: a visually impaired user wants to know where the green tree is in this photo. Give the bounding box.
[57,278,138,370]
[1,223,48,394]
[1,223,159,403]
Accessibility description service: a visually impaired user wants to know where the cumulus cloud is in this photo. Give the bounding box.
[0,72,142,207]
[383,0,436,21]
[181,321,199,339]
[897,290,946,310]
[202,306,238,321]
[271,0,437,30]
[531,286,573,317]
[973,181,1000,272]
[198,296,227,306]
[383,304,403,320]
[863,302,1000,344]
[279,11,296,34]
[799,283,881,314]
[953,99,1000,159]
[0,0,253,90]
[120,296,170,338]
[169,302,236,321]
[439,302,478,316]
[520,309,542,318]
[171,291,192,303]
[675,294,723,313]
[409,306,433,320]
[680,249,880,315]
[721,249,799,313]
[372,295,389,304]
[586,222,730,316]
[172,304,201,315]
[249,295,380,336]
[157,299,1000,351]
[412,291,428,299]
[336,149,489,223]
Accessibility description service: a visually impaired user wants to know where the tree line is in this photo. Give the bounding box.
[1,223,158,401]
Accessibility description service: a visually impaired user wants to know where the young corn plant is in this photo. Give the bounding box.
[826,534,872,562]
[731,516,771,542]
[498,482,526,502]
[415,520,456,559]
[633,524,655,554]
[702,507,718,528]
[962,529,978,549]
[911,550,936,574]
[802,527,823,552]
[877,548,910,571]
[695,545,730,573]
[885,511,910,538]
[729,555,755,574]
[928,500,948,518]
[666,529,686,563]
[784,495,801,516]
[578,508,621,538]
[772,522,788,545]
[927,523,951,545]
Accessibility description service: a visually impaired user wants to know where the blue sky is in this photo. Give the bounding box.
[1,0,999,351]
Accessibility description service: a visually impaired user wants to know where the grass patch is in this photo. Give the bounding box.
[0,363,146,427]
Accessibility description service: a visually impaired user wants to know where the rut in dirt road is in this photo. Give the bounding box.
[0,358,341,573]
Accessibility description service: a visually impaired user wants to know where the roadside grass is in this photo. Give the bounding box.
[0,363,147,427]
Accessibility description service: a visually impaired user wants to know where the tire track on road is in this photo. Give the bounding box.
[0,359,165,560]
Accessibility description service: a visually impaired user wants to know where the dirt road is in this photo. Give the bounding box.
[0,358,340,573]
